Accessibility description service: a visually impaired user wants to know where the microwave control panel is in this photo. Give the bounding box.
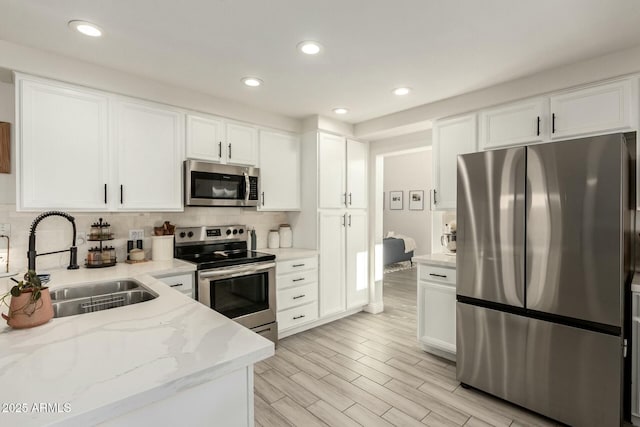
[248,176,259,200]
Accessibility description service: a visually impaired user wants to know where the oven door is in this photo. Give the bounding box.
[197,261,276,329]
[185,160,259,207]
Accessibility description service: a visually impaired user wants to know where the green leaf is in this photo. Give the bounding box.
[10,286,21,297]
[33,289,41,301]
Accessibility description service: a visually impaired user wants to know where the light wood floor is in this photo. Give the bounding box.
[254,268,559,427]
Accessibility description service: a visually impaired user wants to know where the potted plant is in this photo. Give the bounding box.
[1,270,53,328]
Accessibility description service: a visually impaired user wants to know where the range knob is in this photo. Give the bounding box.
[187,231,194,238]
[226,229,232,236]
[239,228,244,235]
[232,229,238,235]
[179,232,186,238]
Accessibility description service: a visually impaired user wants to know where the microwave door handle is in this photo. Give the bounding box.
[244,172,250,202]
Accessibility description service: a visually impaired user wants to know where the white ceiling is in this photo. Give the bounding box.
[1,0,640,124]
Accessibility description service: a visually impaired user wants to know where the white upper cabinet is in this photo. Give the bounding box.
[113,99,184,211]
[433,114,477,210]
[225,122,258,166]
[346,139,368,209]
[346,210,368,309]
[185,114,257,166]
[258,130,300,211]
[18,77,110,211]
[318,132,347,209]
[550,80,632,140]
[186,114,224,162]
[479,98,547,150]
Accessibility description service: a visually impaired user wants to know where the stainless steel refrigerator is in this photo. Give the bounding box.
[456,133,635,427]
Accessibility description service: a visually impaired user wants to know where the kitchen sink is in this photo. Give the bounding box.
[50,280,141,301]
[51,280,158,318]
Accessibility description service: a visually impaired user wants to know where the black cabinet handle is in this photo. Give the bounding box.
[228,143,232,159]
[104,184,107,204]
[348,214,352,227]
[292,264,305,267]
[429,273,447,278]
[170,283,183,288]
[536,116,540,136]
[349,193,353,205]
[552,113,556,133]
[261,191,265,206]
[292,294,306,300]
[218,141,222,159]
[433,189,437,205]
[292,278,305,282]
[293,314,306,320]
[120,185,123,204]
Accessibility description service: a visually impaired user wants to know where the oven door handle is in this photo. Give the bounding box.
[198,261,276,279]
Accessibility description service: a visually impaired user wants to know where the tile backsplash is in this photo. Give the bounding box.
[0,204,290,272]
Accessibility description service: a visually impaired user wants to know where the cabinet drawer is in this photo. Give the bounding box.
[278,302,318,331]
[278,282,318,311]
[156,273,194,292]
[277,256,318,275]
[419,265,456,286]
[277,269,318,290]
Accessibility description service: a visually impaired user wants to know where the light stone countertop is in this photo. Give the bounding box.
[0,259,274,426]
[412,253,457,269]
[260,247,319,262]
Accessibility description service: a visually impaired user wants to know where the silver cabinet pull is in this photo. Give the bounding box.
[292,278,305,282]
[169,283,183,287]
[293,314,306,320]
[292,294,306,300]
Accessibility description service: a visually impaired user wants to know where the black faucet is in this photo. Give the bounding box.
[27,211,80,272]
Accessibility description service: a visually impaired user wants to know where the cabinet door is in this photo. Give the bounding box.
[417,279,456,353]
[114,99,184,211]
[633,292,640,418]
[550,80,631,140]
[479,98,547,150]
[258,130,300,210]
[318,132,346,209]
[346,211,368,309]
[433,114,477,210]
[186,114,224,162]
[225,122,257,166]
[19,79,110,210]
[319,211,346,317]
[346,139,368,209]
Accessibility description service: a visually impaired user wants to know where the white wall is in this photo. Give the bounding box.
[383,150,431,256]
[0,81,15,204]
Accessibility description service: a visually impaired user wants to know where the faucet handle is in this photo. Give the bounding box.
[68,246,80,270]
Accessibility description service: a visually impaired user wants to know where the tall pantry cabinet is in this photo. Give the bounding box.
[293,131,369,323]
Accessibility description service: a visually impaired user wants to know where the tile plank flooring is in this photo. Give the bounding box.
[254,268,559,427]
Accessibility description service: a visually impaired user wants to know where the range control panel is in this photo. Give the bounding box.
[174,225,246,245]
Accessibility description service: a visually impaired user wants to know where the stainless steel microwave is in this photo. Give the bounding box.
[184,160,260,207]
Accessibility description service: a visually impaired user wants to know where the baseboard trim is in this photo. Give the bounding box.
[278,306,364,339]
[363,301,384,314]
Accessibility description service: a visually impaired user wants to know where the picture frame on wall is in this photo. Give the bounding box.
[409,190,424,210]
[390,191,403,210]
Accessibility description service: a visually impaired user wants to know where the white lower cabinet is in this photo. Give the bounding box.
[319,211,347,317]
[417,263,456,361]
[153,272,194,298]
[276,255,319,336]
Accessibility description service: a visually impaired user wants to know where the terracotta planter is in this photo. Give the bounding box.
[1,288,53,329]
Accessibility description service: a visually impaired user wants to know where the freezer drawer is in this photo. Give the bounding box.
[457,302,622,427]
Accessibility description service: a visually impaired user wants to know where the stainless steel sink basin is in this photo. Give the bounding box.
[50,280,158,318]
[50,280,141,301]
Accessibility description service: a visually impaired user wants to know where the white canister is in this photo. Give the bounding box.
[267,230,280,249]
[279,224,292,248]
[151,235,174,261]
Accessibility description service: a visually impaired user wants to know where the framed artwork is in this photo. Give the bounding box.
[409,190,424,210]
[389,191,403,210]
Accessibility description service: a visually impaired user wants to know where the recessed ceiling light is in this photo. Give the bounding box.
[393,87,411,96]
[241,77,263,87]
[333,107,349,115]
[298,41,322,55]
[68,20,103,37]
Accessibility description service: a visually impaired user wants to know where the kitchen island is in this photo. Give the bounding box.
[0,260,273,427]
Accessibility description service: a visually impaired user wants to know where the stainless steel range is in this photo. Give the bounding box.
[174,225,277,343]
